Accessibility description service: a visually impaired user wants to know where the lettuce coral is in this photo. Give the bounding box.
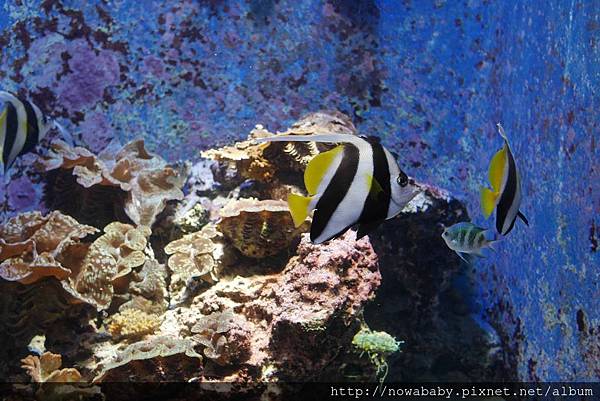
[21,352,81,383]
[40,139,185,228]
[0,211,98,285]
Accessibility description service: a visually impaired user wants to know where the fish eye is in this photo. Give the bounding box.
[397,172,409,187]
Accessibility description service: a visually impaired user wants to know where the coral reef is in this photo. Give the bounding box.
[40,139,185,228]
[218,198,309,258]
[0,112,507,400]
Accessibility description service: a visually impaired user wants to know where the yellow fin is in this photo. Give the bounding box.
[365,173,383,195]
[304,145,344,196]
[488,146,507,192]
[287,193,312,227]
[480,187,498,219]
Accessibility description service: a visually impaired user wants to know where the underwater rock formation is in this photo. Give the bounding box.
[162,230,381,385]
[363,185,507,381]
[218,198,309,258]
[40,139,185,228]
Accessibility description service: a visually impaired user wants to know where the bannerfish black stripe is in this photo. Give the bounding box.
[311,145,360,242]
[357,138,391,236]
[496,146,518,235]
[21,98,40,155]
[3,102,18,167]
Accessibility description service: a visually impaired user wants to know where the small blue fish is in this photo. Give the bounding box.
[441,222,497,263]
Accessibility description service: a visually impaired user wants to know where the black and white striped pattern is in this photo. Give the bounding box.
[495,126,525,236]
[257,133,418,244]
[0,91,50,172]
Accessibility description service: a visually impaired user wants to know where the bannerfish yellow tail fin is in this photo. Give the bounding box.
[480,187,498,219]
[287,193,313,227]
[304,145,344,196]
[488,147,507,193]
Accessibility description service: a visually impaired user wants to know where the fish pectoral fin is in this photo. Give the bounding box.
[517,211,529,226]
[455,251,471,264]
[287,193,313,227]
[488,146,507,193]
[480,187,498,219]
[304,145,344,196]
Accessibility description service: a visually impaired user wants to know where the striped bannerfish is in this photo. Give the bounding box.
[441,222,497,263]
[256,133,420,244]
[0,91,54,173]
[480,123,529,236]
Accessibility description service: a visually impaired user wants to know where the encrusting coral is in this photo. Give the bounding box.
[107,309,162,341]
[93,336,202,382]
[217,198,309,258]
[0,211,98,285]
[191,309,252,366]
[40,139,185,228]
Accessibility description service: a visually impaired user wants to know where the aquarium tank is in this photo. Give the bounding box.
[0,0,598,400]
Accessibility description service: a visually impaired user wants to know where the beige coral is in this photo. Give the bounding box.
[0,211,98,285]
[21,352,81,383]
[40,139,185,227]
[218,198,309,258]
[107,309,162,341]
[93,336,202,382]
[61,222,151,310]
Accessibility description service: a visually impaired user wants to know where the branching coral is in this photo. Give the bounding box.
[352,327,402,382]
[218,198,309,258]
[40,139,185,228]
[107,309,162,341]
[0,211,98,285]
[191,309,252,366]
[21,352,82,383]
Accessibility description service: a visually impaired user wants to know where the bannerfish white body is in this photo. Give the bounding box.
[256,133,420,244]
[0,91,54,173]
[480,123,529,236]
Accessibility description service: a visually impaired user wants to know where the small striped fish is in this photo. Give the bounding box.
[0,91,56,173]
[480,123,529,236]
[442,222,497,263]
[256,133,420,244]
